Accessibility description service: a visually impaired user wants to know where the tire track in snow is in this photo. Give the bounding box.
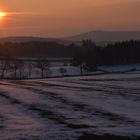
[0,83,98,130]
[5,81,137,126]
[10,80,140,102]
[55,79,140,101]
[0,91,48,140]
[0,87,88,140]
[0,80,140,138]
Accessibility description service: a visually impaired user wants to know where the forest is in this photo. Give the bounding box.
[0,40,140,73]
[73,40,140,70]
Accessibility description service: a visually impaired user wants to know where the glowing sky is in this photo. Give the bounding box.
[0,0,140,37]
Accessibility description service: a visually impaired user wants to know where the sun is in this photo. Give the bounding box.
[0,11,7,20]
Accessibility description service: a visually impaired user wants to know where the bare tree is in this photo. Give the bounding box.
[59,67,67,76]
[11,59,24,79]
[27,61,33,79]
[19,62,25,79]
[36,58,50,79]
[0,59,10,79]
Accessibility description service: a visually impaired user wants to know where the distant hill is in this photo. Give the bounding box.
[64,31,140,45]
[1,31,140,47]
[0,36,75,45]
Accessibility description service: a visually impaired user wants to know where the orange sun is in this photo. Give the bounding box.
[0,11,7,20]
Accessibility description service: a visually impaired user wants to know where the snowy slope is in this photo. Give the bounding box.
[0,73,140,139]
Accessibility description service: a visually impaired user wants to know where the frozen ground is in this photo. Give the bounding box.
[0,72,140,140]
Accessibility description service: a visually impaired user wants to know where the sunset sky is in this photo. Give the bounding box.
[0,0,140,37]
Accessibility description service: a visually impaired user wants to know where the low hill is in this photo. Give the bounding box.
[64,31,140,45]
[0,36,74,45]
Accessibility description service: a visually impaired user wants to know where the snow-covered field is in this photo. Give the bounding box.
[0,72,140,140]
[98,63,140,73]
[2,63,140,79]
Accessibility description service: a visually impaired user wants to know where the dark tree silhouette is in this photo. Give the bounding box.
[36,58,50,79]
[11,59,24,79]
[59,67,67,76]
[0,59,10,79]
[74,40,140,71]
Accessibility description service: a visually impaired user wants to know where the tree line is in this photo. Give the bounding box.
[73,40,140,71]
[0,41,76,58]
[0,57,50,79]
[0,40,140,79]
